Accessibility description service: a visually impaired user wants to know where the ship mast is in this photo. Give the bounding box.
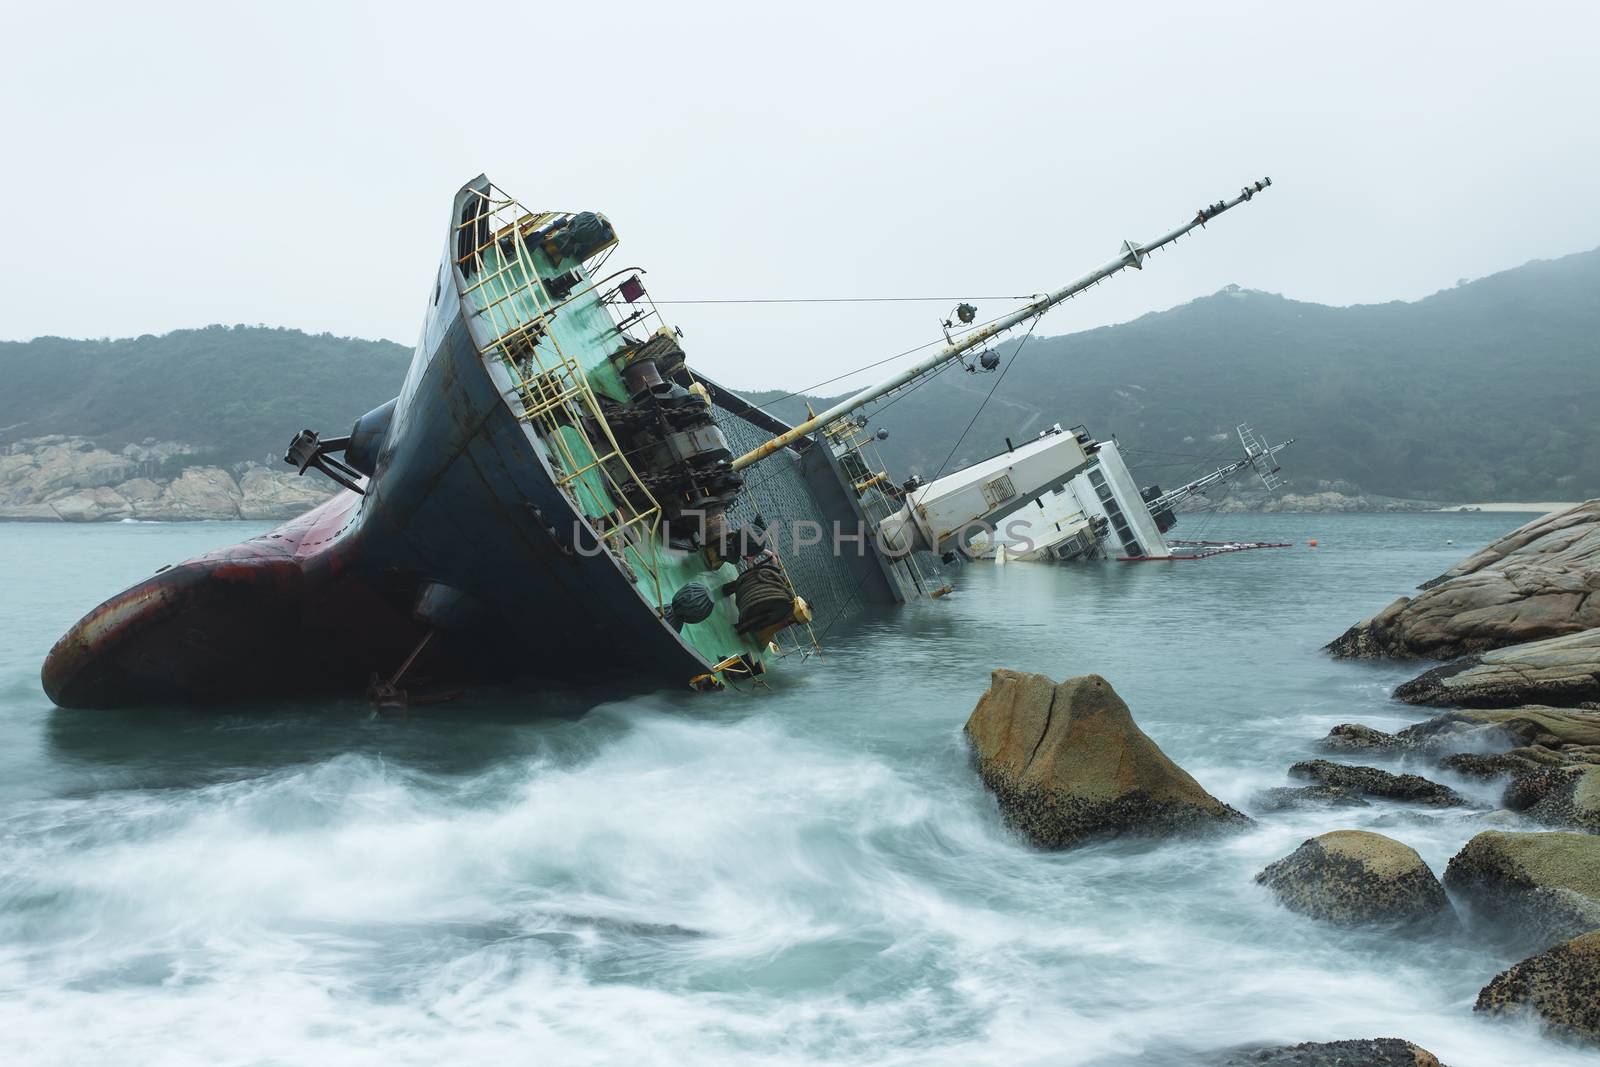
[730,177,1273,471]
[1145,426,1295,514]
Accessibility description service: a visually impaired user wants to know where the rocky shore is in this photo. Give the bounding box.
[963,658,1600,1052]
[0,435,332,521]
[1328,499,1600,662]
[1238,499,1600,1049]
[1179,487,1448,514]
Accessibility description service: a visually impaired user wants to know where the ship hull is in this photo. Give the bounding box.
[43,255,710,710]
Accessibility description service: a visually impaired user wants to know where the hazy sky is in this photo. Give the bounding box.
[3,1,1596,391]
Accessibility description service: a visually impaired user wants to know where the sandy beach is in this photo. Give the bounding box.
[1436,502,1581,513]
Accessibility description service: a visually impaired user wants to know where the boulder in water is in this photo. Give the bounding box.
[1507,764,1600,832]
[1215,1037,1447,1066]
[1443,830,1600,950]
[1317,713,1513,757]
[1475,929,1600,1046]
[1287,760,1467,807]
[1319,723,1404,752]
[964,670,1251,849]
[1439,751,1542,781]
[1254,830,1453,928]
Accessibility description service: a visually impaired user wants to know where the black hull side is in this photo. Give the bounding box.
[43,250,710,709]
[352,284,711,683]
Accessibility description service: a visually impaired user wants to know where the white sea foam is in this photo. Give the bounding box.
[1,514,1592,1065]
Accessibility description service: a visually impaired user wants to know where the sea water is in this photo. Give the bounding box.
[0,513,1587,1066]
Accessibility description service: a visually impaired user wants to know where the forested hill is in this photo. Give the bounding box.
[2,246,1596,501]
[746,246,1600,502]
[0,326,413,467]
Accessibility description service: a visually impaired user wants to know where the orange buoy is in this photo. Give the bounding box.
[1308,539,1319,547]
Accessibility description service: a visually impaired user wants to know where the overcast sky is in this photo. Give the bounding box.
[3,1,1596,391]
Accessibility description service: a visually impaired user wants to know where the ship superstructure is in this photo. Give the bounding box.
[971,424,1294,562]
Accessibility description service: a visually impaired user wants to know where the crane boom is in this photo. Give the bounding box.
[730,177,1273,471]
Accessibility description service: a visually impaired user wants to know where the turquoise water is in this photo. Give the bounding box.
[0,513,1586,1066]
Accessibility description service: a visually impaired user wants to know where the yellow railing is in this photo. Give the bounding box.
[452,185,666,603]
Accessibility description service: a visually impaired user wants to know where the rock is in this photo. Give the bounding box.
[0,436,137,504]
[1432,501,1600,587]
[964,670,1251,849]
[1474,929,1600,1045]
[117,477,165,504]
[1393,631,1600,708]
[1319,723,1402,751]
[1327,499,1600,660]
[0,433,332,521]
[1443,830,1600,950]
[131,466,242,521]
[46,485,133,521]
[1455,706,1600,748]
[1287,760,1467,807]
[238,466,336,520]
[1503,765,1585,812]
[1254,830,1453,928]
[1216,1037,1447,1066]
[1439,751,1541,780]
[1511,765,1600,833]
[1508,744,1573,765]
[1317,714,1515,757]
[1395,713,1517,753]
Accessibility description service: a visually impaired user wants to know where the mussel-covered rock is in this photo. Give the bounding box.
[1319,723,1404,752]
[964,670,1250,849]
[1505,764,1600,833]
[1443,830,1600,950]
[1215,1037,1447,1066]
[1438,751,1542,781]
[1254,830,1453,928]
[1287,760,1467,807]
[1475,929,1600,1046]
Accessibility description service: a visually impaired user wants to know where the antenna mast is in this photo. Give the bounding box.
[1145,424,1295,514]
[730,177,1274,471]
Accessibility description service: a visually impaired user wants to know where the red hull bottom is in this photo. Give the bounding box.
[42,493,492,709]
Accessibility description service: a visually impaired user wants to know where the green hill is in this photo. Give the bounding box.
[746,246,1600,502]
[0,326,412,467]
[2,247,1596,501]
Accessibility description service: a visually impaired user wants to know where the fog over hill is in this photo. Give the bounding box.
[2,247,1595,505]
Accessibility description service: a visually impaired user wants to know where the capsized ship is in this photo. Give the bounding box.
[970,424,1295,562]
[42,175,1272,708]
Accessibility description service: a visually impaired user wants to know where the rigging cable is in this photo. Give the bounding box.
[651,295,1035,306]
[929,316,1043,483]
[760,305,1023,407]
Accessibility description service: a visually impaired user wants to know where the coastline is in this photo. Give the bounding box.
[1434,501,1578,513]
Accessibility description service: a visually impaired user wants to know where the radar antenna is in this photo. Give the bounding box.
[1237,423,1292,492]
[1141,424,1296,515]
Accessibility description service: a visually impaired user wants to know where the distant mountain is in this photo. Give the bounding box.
[2,248,1595,502]
[0,326,412,467]
[746,247,1600,502]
